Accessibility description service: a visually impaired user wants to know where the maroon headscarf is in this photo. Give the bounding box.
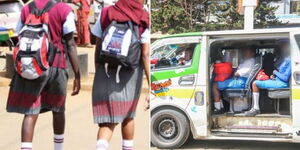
[107,0,149,28]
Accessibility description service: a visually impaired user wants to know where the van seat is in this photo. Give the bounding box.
[268,88,290,114]
[268,88,290,99]
[223,89,248,98]
[223,56,262,99]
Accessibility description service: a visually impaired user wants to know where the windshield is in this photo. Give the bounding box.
[151,41,197,69]
[151,44,187,60]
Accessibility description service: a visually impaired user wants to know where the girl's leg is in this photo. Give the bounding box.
[245,81,261,116]
[212,83,224,111]
[96,123,117,150]
[21,114,39,150]
[213,83,221,102]
[252,82,260,110]
[52,112,65,150]
[121,118,134,150]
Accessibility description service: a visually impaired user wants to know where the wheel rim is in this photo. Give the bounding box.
[157,117,178,140]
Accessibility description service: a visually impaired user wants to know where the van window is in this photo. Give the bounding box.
[221,49,239,68]
[151,43,197,69]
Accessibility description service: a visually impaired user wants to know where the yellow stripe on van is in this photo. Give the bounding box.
[292,89,300,100]
[155,89,195,99]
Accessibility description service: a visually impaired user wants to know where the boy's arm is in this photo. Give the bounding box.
[63,32,81,96]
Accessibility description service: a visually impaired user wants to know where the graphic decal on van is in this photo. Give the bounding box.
[151,79,172,96]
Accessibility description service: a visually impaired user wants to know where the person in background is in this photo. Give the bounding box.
[91,0,149,150]
[7,0,81,150]
[246,40,291,116]
[212,48,255,114]
[73,0,94,47]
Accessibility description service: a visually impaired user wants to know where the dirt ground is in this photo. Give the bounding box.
[0,86,150,150]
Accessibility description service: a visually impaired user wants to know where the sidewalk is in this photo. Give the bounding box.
[0,86,149,150]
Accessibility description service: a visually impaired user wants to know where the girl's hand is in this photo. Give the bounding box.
[270,75,275,80]
[144,94,150,111]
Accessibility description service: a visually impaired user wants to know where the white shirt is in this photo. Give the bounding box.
[91,10,150,44]
[15,12,76,35]
[236,57,255,78]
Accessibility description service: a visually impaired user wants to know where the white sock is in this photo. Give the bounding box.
[253,92,260,110]
[21,142,32,150]
[214,102,221,110]
[220,100,224,108]
[122,140,133,150]
[96,139,109,150]
[54,134,64,150]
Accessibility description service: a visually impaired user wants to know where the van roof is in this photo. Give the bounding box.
[160,28,299,39]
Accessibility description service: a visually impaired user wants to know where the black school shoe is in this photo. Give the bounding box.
[245,108,261,116]
[213,108,225,115]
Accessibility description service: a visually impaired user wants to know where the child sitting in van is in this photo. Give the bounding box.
[246,40,291,116]
[213,47,255,114]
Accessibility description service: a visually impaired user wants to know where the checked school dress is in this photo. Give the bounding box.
[91,9,150,124]
[6,0,76,115]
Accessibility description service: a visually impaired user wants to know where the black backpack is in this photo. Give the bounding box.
[99,21,141,83]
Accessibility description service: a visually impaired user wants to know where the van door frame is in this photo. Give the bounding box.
[290,31,300,142]
[187,35,210,139]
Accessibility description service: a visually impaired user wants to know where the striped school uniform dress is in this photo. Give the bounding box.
[6,1,75,115]
[91,7,149,124]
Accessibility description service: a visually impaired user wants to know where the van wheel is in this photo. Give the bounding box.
[151,108,190,149]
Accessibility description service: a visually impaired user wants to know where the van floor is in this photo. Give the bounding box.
[211,113,292,137]
[212,113,291,118]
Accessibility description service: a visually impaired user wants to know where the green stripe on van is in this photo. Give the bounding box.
[151,44,201,81]
[160,32,203,39]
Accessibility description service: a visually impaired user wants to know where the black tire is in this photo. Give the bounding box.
[151,108,190,149]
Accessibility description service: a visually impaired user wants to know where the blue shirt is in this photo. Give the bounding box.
[274,58,291,82]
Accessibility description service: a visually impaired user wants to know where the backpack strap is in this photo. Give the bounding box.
[29,0,56,16]
[128,21,140,41]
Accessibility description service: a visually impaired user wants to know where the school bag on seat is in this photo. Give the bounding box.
[13,1,57,80]
[100,20,141,83]
[214,62,232,82]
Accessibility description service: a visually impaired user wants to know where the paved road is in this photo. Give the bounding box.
[151,137,300,150]
[0,86,149,150]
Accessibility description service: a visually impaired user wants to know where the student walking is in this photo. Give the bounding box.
[91,0,150,149]
[6,0,81,150]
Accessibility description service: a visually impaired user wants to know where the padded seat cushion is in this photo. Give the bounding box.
[223,89,248,98]
[268,88,290,99]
